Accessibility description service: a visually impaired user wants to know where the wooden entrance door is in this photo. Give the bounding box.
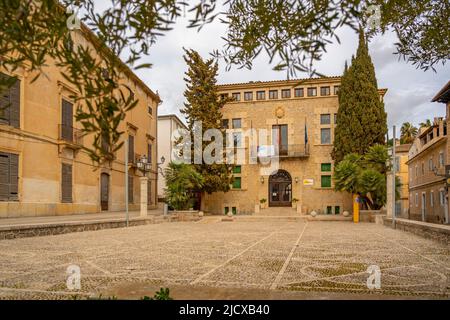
[269,170,292,207]
[100,173,109,211]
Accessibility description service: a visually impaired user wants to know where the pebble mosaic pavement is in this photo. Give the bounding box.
[0,219,449,299]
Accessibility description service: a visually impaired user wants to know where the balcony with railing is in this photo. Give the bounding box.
[58,124,83,148]
[250,144,310,160]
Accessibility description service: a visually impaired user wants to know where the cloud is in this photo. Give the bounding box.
[126,12,449,132]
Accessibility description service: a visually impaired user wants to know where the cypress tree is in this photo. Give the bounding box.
[332,30,387,163]
[181,49,233,198]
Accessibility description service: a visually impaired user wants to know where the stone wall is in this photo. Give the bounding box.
[0,213,201,240]
[359,210,384,223]
[383,217,450,245]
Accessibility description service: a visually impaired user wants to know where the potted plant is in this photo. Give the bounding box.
[259,198,267,209]
[292,198,299,209]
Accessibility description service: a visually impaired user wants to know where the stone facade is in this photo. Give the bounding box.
[394,143,411,219]
[407,119,448,224]
[203,77,387,215]
[0,26,160,218]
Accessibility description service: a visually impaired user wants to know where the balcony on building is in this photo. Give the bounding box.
[58,124,83,150]
[251,144,310,160]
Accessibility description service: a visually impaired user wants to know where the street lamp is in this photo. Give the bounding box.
[136,155,151,217]
[136,155,152,176]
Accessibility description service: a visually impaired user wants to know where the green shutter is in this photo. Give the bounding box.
[232,165,241,174]
[232,177,241,189]
[335,206,340,215]
[321,175,331,188]
[321,163,332,172]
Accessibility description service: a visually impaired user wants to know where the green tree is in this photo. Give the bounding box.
[1,1,446,163]
[334,144,400,210]
[332,30,387,164]
[400,122,418,144]
[419,119,432,129]
[164,162,204,211]
[181,49,233,200]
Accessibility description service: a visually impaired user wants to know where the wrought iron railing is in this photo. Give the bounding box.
[58,124,83,145]
[250,144,310,159]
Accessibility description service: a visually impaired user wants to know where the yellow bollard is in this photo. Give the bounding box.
[353,194,359,223]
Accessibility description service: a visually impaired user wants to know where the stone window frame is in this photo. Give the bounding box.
[439,151,444,167]
[281,89,291,99]
[320,86,331,96]
[232,92,241,101]
[334,86,340,95]
[415,193,419,207]
[256,90,266,100]
[294,88,304,97]
[320,128,331,145]
[430,190,434,207]
[307,87,317,97]
[269,90,278,99]
[321,175,332,188]
[244,91,253,101]
[439,189,445,207]
[320,114,331,125]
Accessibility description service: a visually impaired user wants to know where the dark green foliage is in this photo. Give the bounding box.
[0,1,446,164]
[141,288,173,300]
[334,144,399,210]
[164,162,204,210]
[332,30,387,164]
[181,49,233,195]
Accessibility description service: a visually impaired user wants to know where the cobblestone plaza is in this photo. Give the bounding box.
[0,219,449,299]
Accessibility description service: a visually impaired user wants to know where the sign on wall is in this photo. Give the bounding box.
[303,179,314,186]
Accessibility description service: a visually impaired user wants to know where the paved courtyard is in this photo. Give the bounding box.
[0,218,449,299]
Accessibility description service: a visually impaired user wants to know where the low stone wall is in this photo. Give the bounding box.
[383,217,450,245]
[359,210,385,223]
[0,213,201,240]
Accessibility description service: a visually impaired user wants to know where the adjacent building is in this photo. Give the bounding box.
[407,118,448,224]
[0,25,160,218]
[203,77,387,215]
[157,113,187,201]
[394,142,411,219]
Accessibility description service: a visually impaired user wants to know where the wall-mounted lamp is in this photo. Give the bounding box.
[260,176,264,184]
[295,177,299,183]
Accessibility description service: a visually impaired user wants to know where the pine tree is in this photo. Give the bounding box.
[332,30,387,163]
[181,49,233,199]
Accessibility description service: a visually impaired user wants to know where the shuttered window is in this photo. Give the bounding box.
[61,163,72,203]
[128,175,134,203]
[61,99,73,141]
[128,135,134,163]
[0,152,19,201]
[0,72,20,128]
[147,180,152,205]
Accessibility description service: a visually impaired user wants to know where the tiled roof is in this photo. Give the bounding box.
[217,76,342,87]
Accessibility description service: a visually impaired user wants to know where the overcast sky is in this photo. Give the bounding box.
[125,9,449,134]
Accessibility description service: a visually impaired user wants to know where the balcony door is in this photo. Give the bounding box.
[61,99,73,141]
[100,173,109,211]
[272,125,288,156]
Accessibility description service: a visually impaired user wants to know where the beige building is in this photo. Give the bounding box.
[393,142,411,219]
[157,114,187,200]
[407,118,448,224]
[0,25,160,218]
[203,77,387,215]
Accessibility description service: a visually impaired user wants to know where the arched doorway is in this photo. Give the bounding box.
[100,173,109,211]
[269,170,292,207]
